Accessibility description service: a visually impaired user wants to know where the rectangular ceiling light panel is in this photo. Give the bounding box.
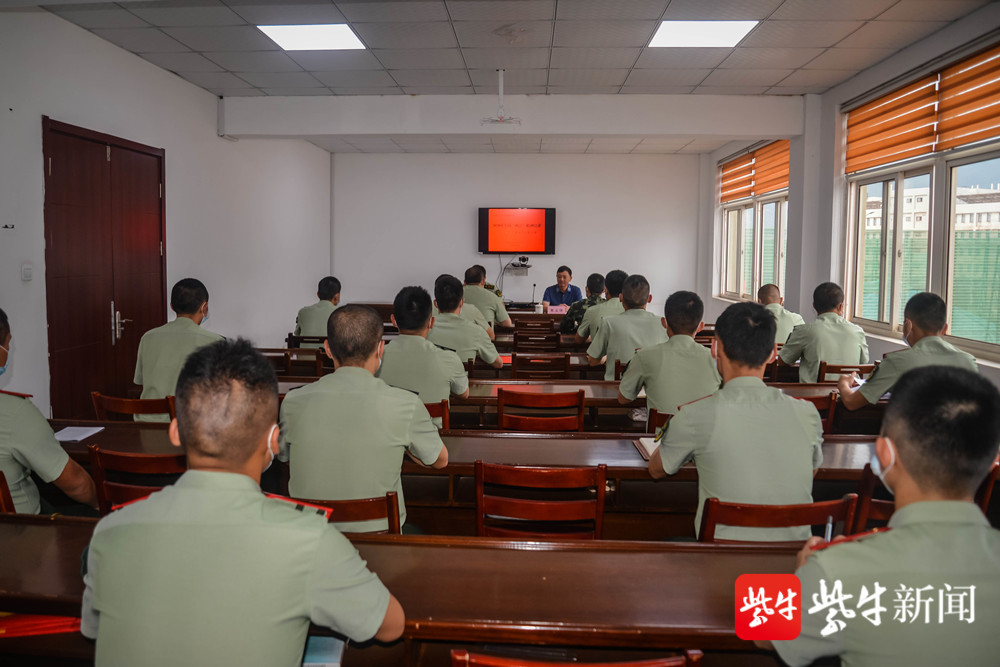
[650,21,758,48]
[259,24,365,50]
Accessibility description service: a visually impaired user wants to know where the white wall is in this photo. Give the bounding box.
[0,10,331,412]
[331,153,700,311]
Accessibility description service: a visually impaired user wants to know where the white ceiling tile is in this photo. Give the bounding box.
[390,69,471,86]
[804,47,894,70]
[92,27,191,52]
[588,145,641,154]
[540,136,591,144]
[835,21,948,49]
[719,47,824,69]
[740,20,865,48]
[474,86,547,95]
[390,134,446,143]
[237,71,324,87]
[163,26,278,51]
[547,69,628,86]
[449,144,496,152]
[662,0,784,20]
[306,136,360,152]
[692,85,770,95]
[625,69,710,86]
[263,87,333,96]
[372,48,465,69]
[287,50,384,70]
[443,135,493,146]
[680,139,730,151]
[181,71,253,87]
[771,0,899,20]
[776,69,853,87]
[470,68,547,87]
[462,47,550,69]
[124,1,245,27]
[541,145,587,153]
[556,0,668,20]
[620,85,696,94]
[449,1,555,21]
[765,85,829,95]
[702,67,792,86]
[634,47,732,68]
[204,51,303,72]
[401,86,474,94]
[48,4,150,29]
[214,88,267,96]
[352,22,458,48]
[402,144,450,152]
[227,3,347,25]
[312,70,397,86]
[635,138,692,148]
[338,1,449,23]
[877,0,992,22]
[553,20,657,47]
[331,87,404,95]
[454,21,553,47]
[546,86,624,94]
[141,51,222,71]
[549,47,640,69]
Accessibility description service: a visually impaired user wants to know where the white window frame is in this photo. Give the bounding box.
[720,192,789,301]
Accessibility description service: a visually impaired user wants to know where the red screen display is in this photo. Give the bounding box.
[487,208,546,253]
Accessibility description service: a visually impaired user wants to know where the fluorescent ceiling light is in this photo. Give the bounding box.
[649,21,758,48]
[258,24,365,50]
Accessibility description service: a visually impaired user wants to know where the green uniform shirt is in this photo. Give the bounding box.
[657,376,823,541]
[376,334,468,427]
[859,335,978,404]
[779,312,869,382]
[0,392,70,514]
[587,309,668,381]
[618,335,722,414]
[279,367,444,531]
[765,302,805,346]
[294,300,337,347]
[426,312,499,364]
[462,284,509,326]
[434,303,490,332]
[577,297,625,339]
[560,295,604,334]
[133,318,223,422]
[81,470,390,666]
[774,501,1000,667]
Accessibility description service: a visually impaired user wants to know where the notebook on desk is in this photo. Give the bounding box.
[633,437,657,461]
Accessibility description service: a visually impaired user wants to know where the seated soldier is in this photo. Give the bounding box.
[767,365,1000,666]
[0,308,98,514]
[587,274,667,381]
[757,283,804,346]
[839,292,978,410]
[617,291,721,416]
[576,269,627,341]
[427,274,502,369]
[134,278,223,422]
[779,282,869,382]
[462,265,514,329]
[377,286,469,427]
[81,338,404,664]
[542,265,583,309]
[560,272,605,335]
[648,302,823,541]
[294,276,341,347]
[433,300,493,340]
[279,305,448,533]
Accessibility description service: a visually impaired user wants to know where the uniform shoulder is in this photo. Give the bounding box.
[675,392,717,415]
[262,493,334,525]
[0,389,33,400]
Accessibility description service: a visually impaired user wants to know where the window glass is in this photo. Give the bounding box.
[742,206,755,296]
[725,209,741,295]
[899,174,930,315]
[761,201,778,287]
[779,204,788,295]
[857,182,886,321]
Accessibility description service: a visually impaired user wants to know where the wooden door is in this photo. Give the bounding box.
[43,118,166,418]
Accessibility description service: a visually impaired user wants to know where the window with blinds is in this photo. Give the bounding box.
[719,140,790,203]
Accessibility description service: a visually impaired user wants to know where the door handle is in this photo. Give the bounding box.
[115,310,133,341]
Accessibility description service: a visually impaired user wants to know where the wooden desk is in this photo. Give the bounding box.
[494,333,588,353]
[456,380,642,409]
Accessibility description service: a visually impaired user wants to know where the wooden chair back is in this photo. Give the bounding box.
[517,320,556,333]
[613,359,627,381]
[451,649,703,666]
[513,332,560,352]
[497,388,585,432]
[424,400,451,430]
[0,471,16,513]
[816,362,877,383]
[511,352,571,379]
[475,461,607,539]
[287,348,325,376]
[791,392,837,434]
[91,391,175,421]
[289,492,401,535]
[285,333,326,349]
[88,444,187,515]
[698,494,858,543]
[648,409,671,431]
[975,461,1000,512]
[256,348,291,374]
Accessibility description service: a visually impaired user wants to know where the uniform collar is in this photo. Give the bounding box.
[667,334,700,348]
[764,302,784,314]
[175,469,261,493]
[623,308,649,317]
[438,311,463,322]
[912,335,949,351]
[816,312,842,322]
[392,333,430,347]
[169,316,201,330]
[329,365,377,383]
[587,295,604,304]
[720,375,767,391]
[888,500,990,529]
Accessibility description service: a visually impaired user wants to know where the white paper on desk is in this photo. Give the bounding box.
[54,426,105,442]
[302,636,345,667]
[637,388,646,398]
[636,437,657,459]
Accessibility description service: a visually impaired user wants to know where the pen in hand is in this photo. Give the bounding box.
[824,515,833,543]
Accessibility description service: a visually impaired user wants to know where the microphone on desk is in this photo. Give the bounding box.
[531,283,536,303]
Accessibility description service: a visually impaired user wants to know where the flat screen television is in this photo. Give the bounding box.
[478,208,556,254]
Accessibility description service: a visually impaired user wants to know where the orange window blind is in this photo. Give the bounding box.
[719,140,790,203]
[937,43,1000,151]
[720,153,755,203]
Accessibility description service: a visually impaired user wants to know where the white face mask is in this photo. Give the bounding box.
[0,342,8,378]
[262,424,277,473]
[870,438,897,496]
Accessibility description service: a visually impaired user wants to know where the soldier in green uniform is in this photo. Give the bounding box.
[133,278,223,422]
[293,276,341,347]
[779,282,869,382]
[757,283,804,345]
[280,305,448,533]
[432,301,493,339]
[767,365,1000,666]
[618,291,721,415]
[559,273,605,334]
[377,286,468,427]
[587,274,667,381]
[462,265,513,328]
[81,339,404,665]
[0,308,97,514]
[648,302,823,541]
[576,269,627,341]
[840,292,979,410]
[427,274,503,369]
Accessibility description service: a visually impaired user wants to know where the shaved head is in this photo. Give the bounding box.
[757,284,781,304]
